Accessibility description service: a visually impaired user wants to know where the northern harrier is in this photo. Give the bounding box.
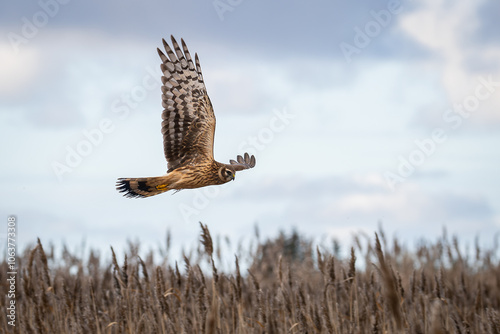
[116,36,256,198]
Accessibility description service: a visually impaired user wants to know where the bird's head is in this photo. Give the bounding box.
[218,166,235,182]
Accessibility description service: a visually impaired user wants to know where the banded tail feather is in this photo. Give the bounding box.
[116,177,171,198]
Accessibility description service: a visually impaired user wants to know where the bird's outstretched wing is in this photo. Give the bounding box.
[227,153,256,171]
[158,36,216,172]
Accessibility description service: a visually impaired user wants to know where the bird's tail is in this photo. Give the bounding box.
[116,176,171,198]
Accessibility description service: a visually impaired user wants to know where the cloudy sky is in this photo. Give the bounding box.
[1,0,499,258]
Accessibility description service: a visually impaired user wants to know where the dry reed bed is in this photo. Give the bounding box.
[1,224,499,333]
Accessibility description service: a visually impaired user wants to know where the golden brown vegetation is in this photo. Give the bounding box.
[1,224,499,333]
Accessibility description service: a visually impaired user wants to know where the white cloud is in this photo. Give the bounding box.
[399,0,500,126]
[0,43,40,97]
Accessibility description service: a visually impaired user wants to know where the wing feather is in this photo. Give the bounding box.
[228,153,256,171]
[157,36,216,172]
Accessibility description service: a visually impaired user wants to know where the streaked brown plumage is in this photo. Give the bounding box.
[116,36,256,198]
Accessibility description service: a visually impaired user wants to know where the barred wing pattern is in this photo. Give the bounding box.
[158,36,216,172]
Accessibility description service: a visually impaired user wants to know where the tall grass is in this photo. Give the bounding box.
[1,225,499,333]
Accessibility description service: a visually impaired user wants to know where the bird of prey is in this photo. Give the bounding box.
[116,36,256,198]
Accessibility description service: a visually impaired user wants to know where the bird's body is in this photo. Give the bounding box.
[116,36,255,198]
